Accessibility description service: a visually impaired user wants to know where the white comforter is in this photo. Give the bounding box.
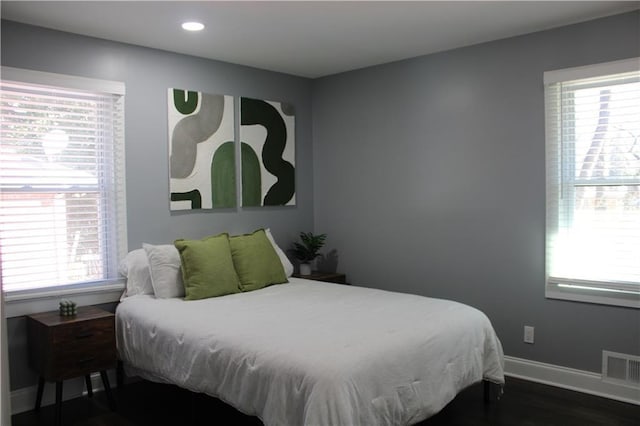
[116,278,504,426]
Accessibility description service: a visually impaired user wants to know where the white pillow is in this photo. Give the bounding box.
[118,249,154,300]
[265,228,294,277]
[143,243,185,298]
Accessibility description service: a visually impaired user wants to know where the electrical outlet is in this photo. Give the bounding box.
[524,326,534,344]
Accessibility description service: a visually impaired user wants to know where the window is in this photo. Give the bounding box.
[0,67,127,298]
[545,58,640,308]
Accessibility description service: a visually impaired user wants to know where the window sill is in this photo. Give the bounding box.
[546,282,639,309]
[3,281,125,318]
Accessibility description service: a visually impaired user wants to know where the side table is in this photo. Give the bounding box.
[292,271,348,284]
[27,305,117,425]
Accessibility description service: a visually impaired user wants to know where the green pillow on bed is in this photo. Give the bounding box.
[230,229,288,292]
[174,233,241,300]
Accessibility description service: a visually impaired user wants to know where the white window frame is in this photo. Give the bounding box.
[1,67,128,317]
[544,58,640,309]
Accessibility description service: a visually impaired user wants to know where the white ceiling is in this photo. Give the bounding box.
[2,1,638,78]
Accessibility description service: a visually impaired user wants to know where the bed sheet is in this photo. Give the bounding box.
[116,278,504,426]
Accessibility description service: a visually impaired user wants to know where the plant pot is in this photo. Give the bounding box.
[299,263,312,276]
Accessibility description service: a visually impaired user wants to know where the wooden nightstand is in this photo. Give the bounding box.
[292,271,348,284]
[27,305,117,425]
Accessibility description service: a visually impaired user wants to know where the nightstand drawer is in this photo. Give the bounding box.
[28,306,117,380]
[51,341,116,379]
[51,317,114,344]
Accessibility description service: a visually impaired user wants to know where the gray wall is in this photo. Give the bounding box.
[312,11,640,373]
[2,21,314,390]
[3,11,640,393]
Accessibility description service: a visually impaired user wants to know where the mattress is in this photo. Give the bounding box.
[116,278,504,426]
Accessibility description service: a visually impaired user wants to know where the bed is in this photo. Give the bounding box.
[115,276,504,426]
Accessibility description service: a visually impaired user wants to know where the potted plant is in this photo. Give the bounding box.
[291,232,327,275]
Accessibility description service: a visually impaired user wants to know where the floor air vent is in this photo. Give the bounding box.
[603,351,640,388]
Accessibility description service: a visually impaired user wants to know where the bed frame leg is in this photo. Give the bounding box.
[116,360,124,388]
[483,379,504,404]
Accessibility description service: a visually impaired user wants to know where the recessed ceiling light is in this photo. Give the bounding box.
[182,21,205,32]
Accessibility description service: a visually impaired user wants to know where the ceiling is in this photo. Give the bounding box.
[2,1,638,78]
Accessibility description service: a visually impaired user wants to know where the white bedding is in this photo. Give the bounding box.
[116,278,504,426]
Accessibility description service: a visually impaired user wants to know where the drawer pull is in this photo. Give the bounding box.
[75,332,94,339]
[77,357,95,365]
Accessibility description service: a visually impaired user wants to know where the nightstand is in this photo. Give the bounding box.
[27,305,117,425]
[292,271,348,284]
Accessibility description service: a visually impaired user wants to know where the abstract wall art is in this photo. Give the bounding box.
[240,97,296,207]
[168,89,235,210]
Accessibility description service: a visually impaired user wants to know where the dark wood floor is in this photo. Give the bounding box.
[12,376,639,426]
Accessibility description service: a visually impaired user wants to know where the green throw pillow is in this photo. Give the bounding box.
[230,229,288,292]
[174,233,241,300]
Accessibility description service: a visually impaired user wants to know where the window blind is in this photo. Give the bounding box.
[545,59,640,308]
[0,71,127,293]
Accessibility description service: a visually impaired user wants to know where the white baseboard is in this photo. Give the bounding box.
[504,355,640,405]
[10,370,115,415]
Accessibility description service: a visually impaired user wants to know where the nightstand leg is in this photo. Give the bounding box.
[54,381,63,426]
[100,370,116,411]
[35,376,44,411]
[85,374,93,397]
[34,377,45,411]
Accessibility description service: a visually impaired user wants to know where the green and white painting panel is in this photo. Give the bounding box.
[168,89,235,210]
[240,97,295,207]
